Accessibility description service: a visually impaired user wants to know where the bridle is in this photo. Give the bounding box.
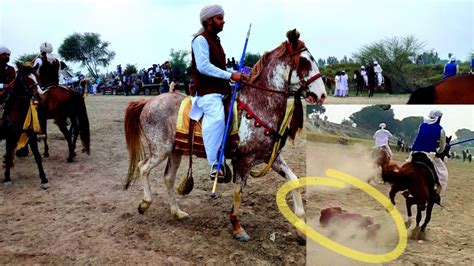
[241,42,322,96]
[236,42,322,139]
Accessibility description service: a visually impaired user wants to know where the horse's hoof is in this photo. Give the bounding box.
[418,230,426,241]
[410,227,421,240]
[3,181,12,186]
[138,200,151,214]
[172,209,190,220]
[40,182,50,190]
[233,230,251,242]
[67,157,74,163]
[43,153,49,158]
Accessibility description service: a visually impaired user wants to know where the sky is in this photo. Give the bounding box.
[321,105,474,137]
[1,0,473,74]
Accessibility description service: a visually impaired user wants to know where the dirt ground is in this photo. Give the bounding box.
[0,95,308,264]
[306,140,473,265]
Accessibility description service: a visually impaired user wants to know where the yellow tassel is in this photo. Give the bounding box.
[15,101,42,150]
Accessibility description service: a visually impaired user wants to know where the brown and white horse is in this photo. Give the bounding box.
[124,30,326,242]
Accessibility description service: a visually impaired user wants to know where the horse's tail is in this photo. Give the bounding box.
[124,99,147,189]
[75,94,90,154]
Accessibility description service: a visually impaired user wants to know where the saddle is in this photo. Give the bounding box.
[174,96,240,158]
[411,152,440,189]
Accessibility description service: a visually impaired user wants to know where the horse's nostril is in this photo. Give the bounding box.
[321,93,327,99]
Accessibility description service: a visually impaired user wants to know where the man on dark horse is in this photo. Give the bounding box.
[0,46,16,137]
[189,4,246,179]
[32,42,61,89]
[410,110,448,203]
[31,42,63,139]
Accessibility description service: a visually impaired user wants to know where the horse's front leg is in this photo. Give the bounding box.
[3,137,15,185]
[271,155,306,243]
[389,186,400,205]
[28,132,49,189]
[229,159,251,242]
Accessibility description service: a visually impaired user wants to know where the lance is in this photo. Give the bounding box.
[448,138,474,147]
[211,23,252,199]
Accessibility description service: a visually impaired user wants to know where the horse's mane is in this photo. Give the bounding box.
[250,40,306,83]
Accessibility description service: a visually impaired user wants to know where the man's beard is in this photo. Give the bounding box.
[210,20,222,33]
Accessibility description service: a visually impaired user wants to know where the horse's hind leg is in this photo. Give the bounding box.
[419,201,435,240]
[404,195,415,229]
[163,153,189,219]
[28,133,49,189]
[137,151,167,214]
[272,155,305,243]
[57,120,75,162]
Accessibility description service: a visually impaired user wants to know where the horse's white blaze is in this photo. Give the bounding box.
[271,63,290,90]
[301,51,326,99]
[28,73,43,94]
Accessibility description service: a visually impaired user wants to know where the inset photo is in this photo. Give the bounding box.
[305,104,473,265]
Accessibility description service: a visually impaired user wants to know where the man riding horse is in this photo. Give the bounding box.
[189,4,246,179]
[410,110,448,203]
[32,42,61,89]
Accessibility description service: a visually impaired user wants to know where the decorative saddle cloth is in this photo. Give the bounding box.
[174,96,240,158]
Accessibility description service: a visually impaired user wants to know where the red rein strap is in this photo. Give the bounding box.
[237,100,278,137]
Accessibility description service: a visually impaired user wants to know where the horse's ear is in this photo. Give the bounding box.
[15,61,23,71]
[286,28,300,48]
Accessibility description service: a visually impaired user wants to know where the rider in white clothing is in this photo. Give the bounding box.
[373,122,393,158]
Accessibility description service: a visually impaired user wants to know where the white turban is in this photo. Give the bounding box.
[379,123,386,129]
[193,4,224,37]
[425,109,443,124]
[40,42,53,53]
[0,45,11,55]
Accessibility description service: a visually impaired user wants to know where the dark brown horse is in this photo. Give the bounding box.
[374,143,448,241]
[123,31,326,242]
[1,63,49,188]
[37,84,90,162]
[408,75,474,104]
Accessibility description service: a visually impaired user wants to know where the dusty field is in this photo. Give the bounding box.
[325,94,409,104]
[0,95,307,264]
[306,140,473,265]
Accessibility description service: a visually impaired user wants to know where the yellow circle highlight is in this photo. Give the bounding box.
[276,168,407,263]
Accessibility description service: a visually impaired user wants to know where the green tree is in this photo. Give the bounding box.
[327,56,339,65]
[307,104,326,115]
[169,49,190,80]
[244,52,260,67]
[455,129,474,141]
[16,53,37,64]
[317,58,326,67]
[398,116,423,144]
[352,35,424,91]
[349,105,399,133]
[123,64,138,77]
[58,32,115,78]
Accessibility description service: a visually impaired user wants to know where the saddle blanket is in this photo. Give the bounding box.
[174,96,239,158]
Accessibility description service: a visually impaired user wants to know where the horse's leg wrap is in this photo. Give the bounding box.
[229,184,250,242]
